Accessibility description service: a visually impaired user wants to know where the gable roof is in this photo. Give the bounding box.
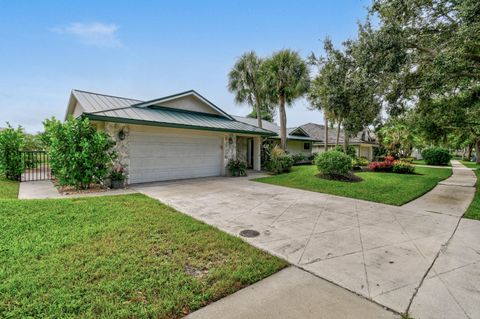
[132,90,234,120]
[233,116,316,142]
[299,123,378,145]
[66,90,275,136]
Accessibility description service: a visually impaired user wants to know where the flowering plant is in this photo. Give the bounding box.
[110,165,125,181]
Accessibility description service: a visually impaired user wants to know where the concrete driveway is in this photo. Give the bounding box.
[133,163,476,316]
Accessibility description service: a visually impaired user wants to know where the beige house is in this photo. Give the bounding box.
[65,90,275,184]
[299,123,378,160]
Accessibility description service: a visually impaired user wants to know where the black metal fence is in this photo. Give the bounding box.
[20,151,51,182]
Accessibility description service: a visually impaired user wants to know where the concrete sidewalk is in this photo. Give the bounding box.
[187,267,398,319]
[18,180,136,199]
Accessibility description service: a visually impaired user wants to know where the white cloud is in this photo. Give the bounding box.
[51,22,122,48]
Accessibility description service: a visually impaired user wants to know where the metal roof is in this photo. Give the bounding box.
[72,90,142,113]
[70,90,274,136]
[86,106,275,135]
[233,116,317,141]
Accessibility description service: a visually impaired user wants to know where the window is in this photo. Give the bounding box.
[304,143,311,150]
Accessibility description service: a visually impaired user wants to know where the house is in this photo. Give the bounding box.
[234,116,316,158]
[234,117,378,160]
[299,123,378,160]
[65,90,275,184]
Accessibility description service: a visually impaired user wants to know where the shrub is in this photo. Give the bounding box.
[43,117,116,189]
[421,147,451,166]
[291,153,306,164]
[264,145,294,174]
[368,156,395,172]
[334,145,357,158]
[227,159,247,177]
[315,150,352,176]
[400,157,415,163]
[308,153,318,161]
[269,155,294,174]
[352,156,369,168]
[392,161,415,174]
[0,124,25,180]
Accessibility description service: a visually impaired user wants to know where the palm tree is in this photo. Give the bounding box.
[228,51,269,128]
[262,49,309,150]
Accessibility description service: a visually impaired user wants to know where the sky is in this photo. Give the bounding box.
[0,0,372,133]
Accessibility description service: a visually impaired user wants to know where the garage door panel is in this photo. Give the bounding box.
[129,130,222,184]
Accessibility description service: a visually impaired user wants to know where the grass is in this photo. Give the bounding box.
[255,165,452,206]
[412,159,451,166]
[464,169,480,220]
[0,177,19,199]
[0,194,286,318]
[460,160,480,169]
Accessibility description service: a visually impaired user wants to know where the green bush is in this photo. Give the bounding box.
[291,153,306,164]
[43,117,116,189]
[0,124,25,180]
[352,156,369,168]
[392,161,415,174]
[227,159,247,177]
[269,155,294,174]
[421,147,451,166]
[334,145,357,158]
[315,150,352,176]
[400,157,415,163]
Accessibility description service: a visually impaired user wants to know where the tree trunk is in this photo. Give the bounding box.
[336,120,342,146]
[467,143,473,161]
[255,95,262,128]
[476,138,480,164]
[343,130,349,153]
[324,114,328,151]
[279,95,287,151]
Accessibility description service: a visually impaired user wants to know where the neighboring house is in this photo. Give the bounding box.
[65,90,275,184]
[299,123,378,160]
[234,117,378,160]
[233,116,316,158]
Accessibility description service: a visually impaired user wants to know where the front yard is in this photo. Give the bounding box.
[255,165,452,206]
[0,194,286,318]
[0,177,19,199]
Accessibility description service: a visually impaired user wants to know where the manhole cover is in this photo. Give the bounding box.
[239,229,260,238]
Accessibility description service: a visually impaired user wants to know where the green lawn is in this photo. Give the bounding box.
[0,177,19,199]
[464,169,480,220]
[255,165,452,206]
[460,160,480,169]
[0,194,286,318]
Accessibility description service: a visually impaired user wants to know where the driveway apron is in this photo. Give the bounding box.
[134,161,477,316]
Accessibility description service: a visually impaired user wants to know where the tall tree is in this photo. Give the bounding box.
[228,51,271,128]
[356,0,480,161]
[262,49,310,150]
[308,74,330,151]
[309,39,381,152]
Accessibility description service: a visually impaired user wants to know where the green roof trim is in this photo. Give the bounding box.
[85,113,276,136]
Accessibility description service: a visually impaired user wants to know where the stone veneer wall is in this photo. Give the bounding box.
[236,137,248,163]
[223,134,236,175]
[104,122,130,179]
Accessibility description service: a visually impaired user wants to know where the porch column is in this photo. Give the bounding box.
[253,136,261,171]
[222,134,236,175]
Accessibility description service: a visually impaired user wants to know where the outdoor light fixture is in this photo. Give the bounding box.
[228,137,233,144]
[118,129,125,141]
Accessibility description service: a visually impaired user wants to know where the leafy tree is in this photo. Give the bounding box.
[43,117,116,189]
[356,0,480,161]
[262,49,310,150]
[309,39,381,151]
[228,51,273,128]
[0,124,25,180]
[378,112,425,158]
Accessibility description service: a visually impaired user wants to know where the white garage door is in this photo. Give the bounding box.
[129,130,222,184]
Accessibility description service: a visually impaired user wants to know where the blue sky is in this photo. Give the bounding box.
[0,0,371,133]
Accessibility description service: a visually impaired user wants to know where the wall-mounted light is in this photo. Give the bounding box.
[228,137,233,144]
[118,129,126,141]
